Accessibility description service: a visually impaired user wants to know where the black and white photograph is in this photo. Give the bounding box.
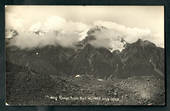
[5,6,165,105]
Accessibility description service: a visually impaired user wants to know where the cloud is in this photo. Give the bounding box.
[93,21,152,42]
[7,16,90,49]
[93,21,164,48]
[6,15,164,50]
[86,21,153,51]
[87,26,124,51]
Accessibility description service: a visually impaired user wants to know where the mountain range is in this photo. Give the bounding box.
[6,26,164,79]
[6,26,165,105]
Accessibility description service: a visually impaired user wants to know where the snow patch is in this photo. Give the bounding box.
[75,75,81,78]
[97,79,104,82]
[6,102,9,106]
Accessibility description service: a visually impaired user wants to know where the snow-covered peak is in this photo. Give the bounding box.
[5,29,18,39]
[32,30,46,36]
[87,25,107,35]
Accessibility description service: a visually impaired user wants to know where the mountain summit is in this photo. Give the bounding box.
[6,37,164,79]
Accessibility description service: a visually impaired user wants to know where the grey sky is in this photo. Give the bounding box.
[6,6,164,31]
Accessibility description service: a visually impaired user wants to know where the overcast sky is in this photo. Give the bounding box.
[5,6,164,49]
